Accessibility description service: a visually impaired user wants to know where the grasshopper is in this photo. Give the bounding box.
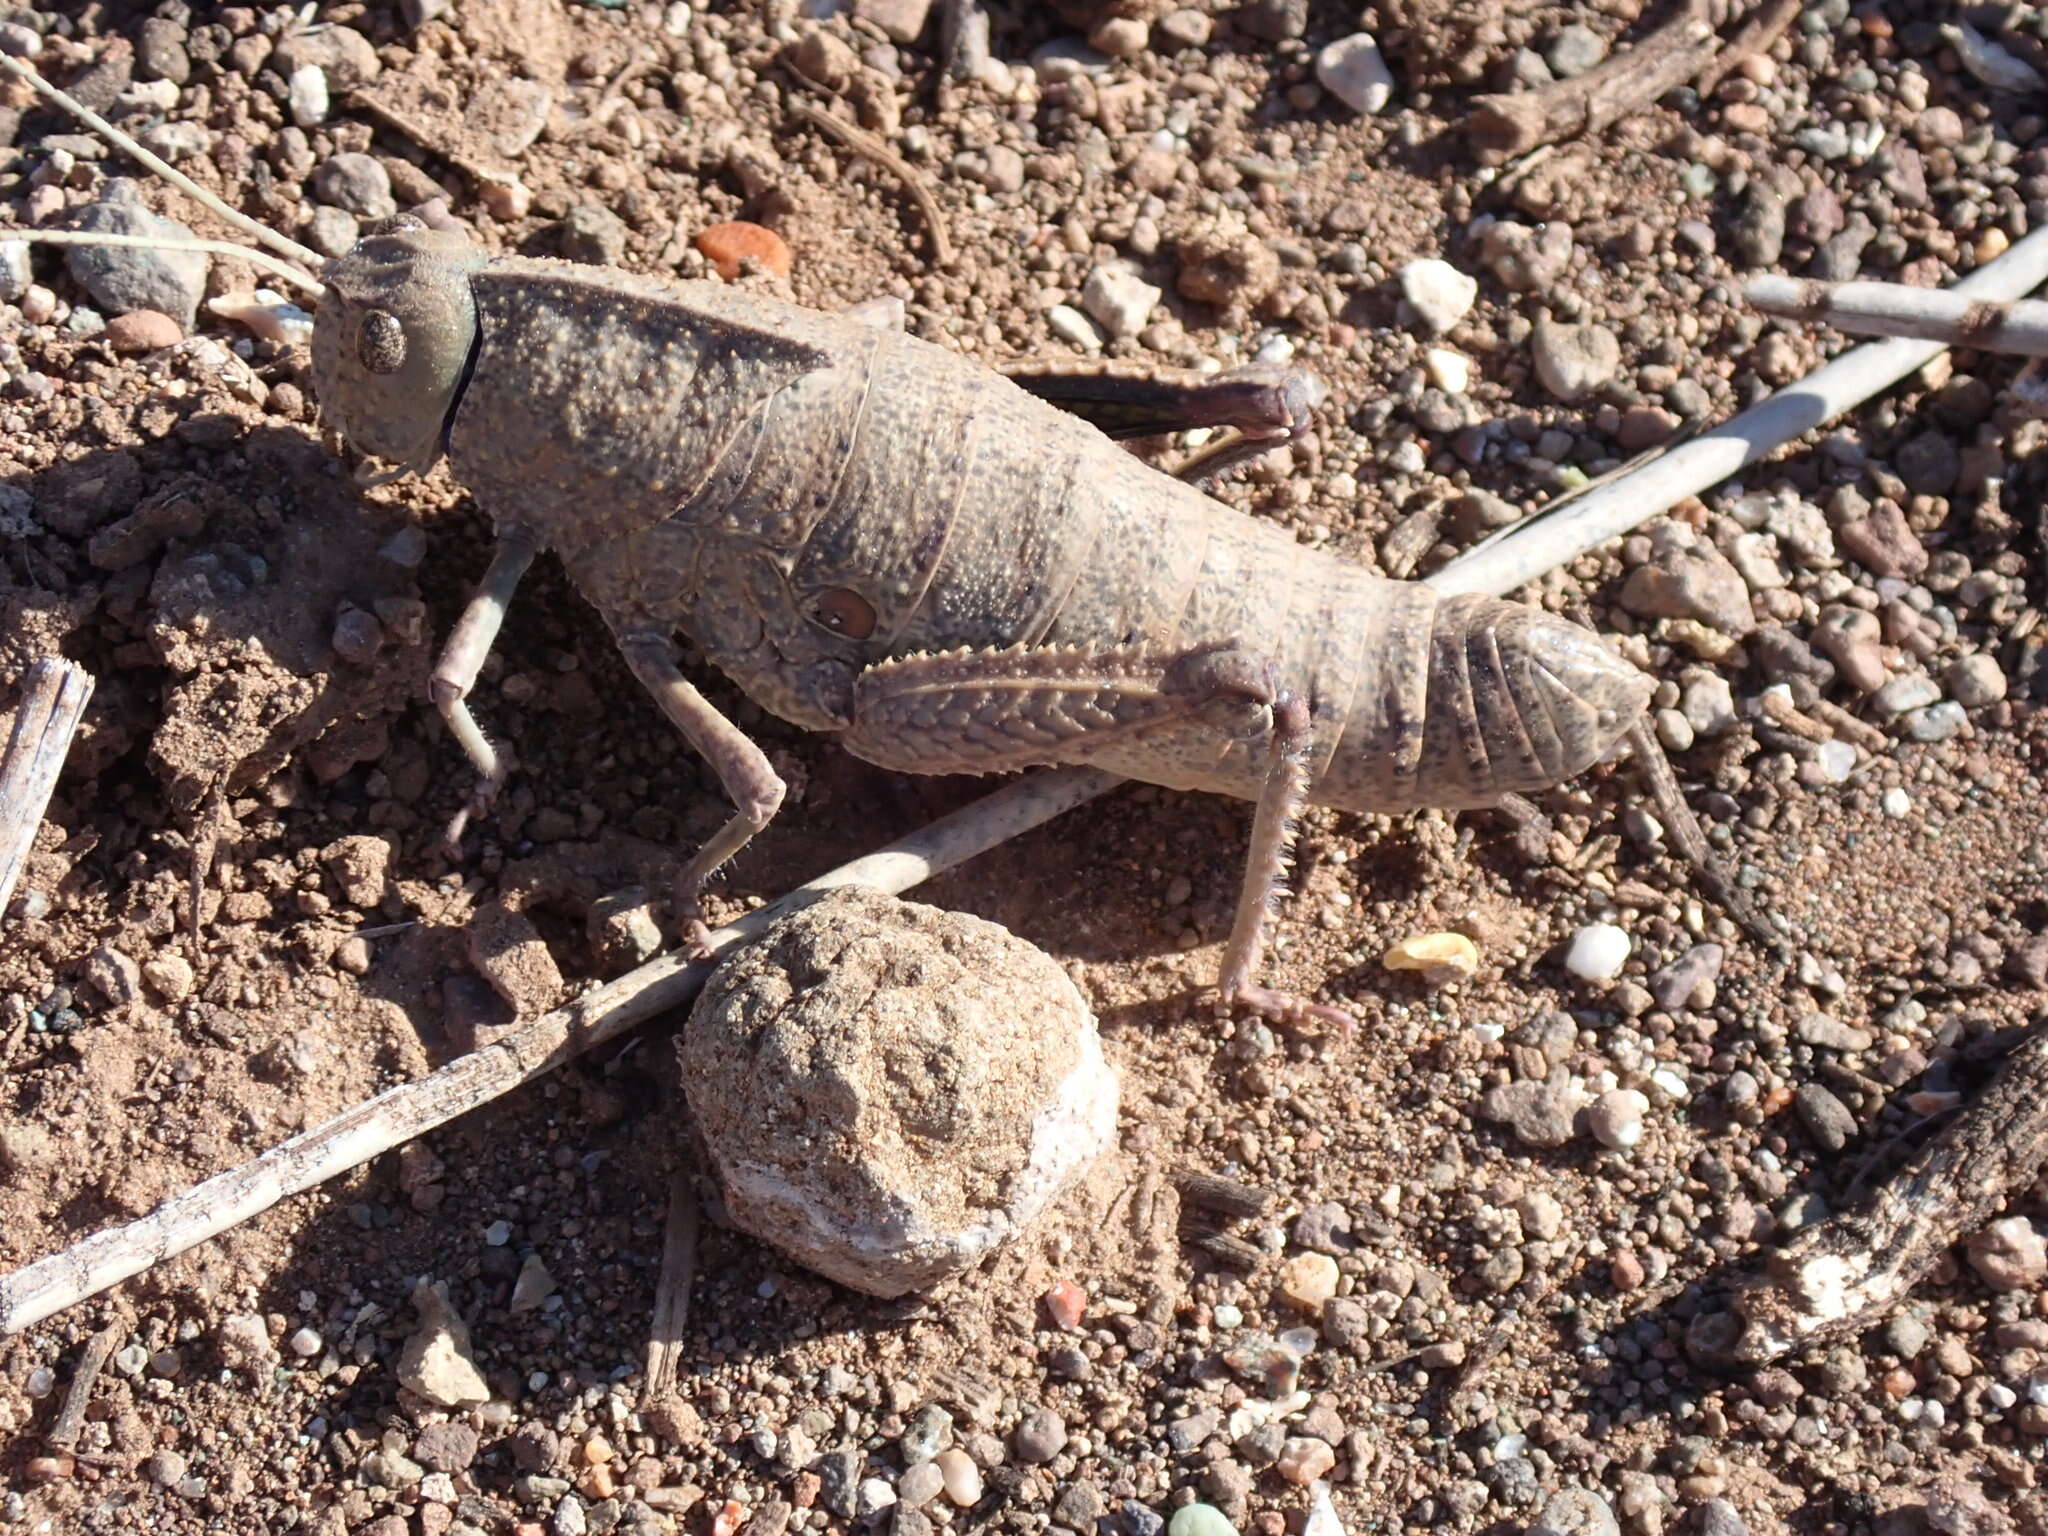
[4,57,1653,1030]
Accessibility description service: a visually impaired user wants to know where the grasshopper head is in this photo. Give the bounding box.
[311,217,487,475]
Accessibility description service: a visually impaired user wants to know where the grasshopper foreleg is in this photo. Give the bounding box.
[433,529,538,857]
[844,641,1355,1033]
[615,632,786,953]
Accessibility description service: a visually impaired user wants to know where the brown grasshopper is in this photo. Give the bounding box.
[5,57,1653,1030]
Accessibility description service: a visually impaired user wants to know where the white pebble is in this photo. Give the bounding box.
[0,239,30,304]
[1816,740,1857,783]
[1081,264,1160,339]
[1564,922,1630,983]
[1424,347,1470,393]
[1212,1303,1243,1329]
[856,1478,897,1517]
[1316,32,1395,115]
[1588,1088,1649,1150]
[936,1447,983,1506]
[1649,1066,1690,1100]
[1882,787,1913,818]
[1400,258,1477,334]
[288,1327,323,1358]
[1047,304,1102,352]
[288,64,330,129]
[1304,1482,1343,1536]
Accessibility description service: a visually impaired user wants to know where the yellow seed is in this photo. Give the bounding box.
[1382,931,1479,983]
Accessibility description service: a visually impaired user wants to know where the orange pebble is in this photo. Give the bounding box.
[695,222,793,281]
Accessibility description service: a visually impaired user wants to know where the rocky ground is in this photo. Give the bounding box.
[3,0,2048,1533]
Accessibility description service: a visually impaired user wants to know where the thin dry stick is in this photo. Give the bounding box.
[1747,274,2048,356]
[44,1319,123,1450]
[0,659,94,924]
[1694,0,1802,95]
[0,766,1118,1335]
[0,229,324,296]
[788,100,955,269]
[1429,222,2048,600]
[1466,0,1719,163]
[0,54,323,275]
[642,1160,701,1406]
[1730,1026,2048,1364]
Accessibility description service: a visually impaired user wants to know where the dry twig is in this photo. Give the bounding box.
[1728,1027,2048,1364]
[45,1319,124,1449]
[642,1161,701,1410]
[1694,0,1802,95]
[788,100,955,269]
[1466,0,1718,163]
[1430,224,2048,598]
[0,658,94,925]
[1748,274,2048,356]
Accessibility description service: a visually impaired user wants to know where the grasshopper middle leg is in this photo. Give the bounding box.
[616,631,787,950]
[844,639,1355,1032]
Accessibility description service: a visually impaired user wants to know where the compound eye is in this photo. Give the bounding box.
[357,310,407,375]
[811,587,877,639]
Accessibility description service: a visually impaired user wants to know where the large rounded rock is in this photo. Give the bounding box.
[683,886,1118,1297]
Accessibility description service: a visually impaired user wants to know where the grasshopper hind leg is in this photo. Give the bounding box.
[843,640,1356,1035]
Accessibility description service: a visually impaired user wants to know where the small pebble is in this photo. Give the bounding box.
[1424,348,1470,393]
[1400,258,1477,334]
[1011,1406,1065,1464]
[1277,1252,1340,1311]
[1544,25,1609,78]
[104,309,182,352]
[288,1326,322,1358]
[1967,1216,2048,1292]
[1315,33,1394,114]
[1946,654,2007,707]
[288,63,329,127]
[1168,1505,1238,1536]
[1564,922,1630,982]
[1047,304,1103,352]
[899,1462,945,1508]
[935,1447,982,1506]
[1043,1279,1086,1331]
[1531,1487,1621,1536]
[1531,316,1620,402]
[1274,1437,1335,1485]
[1587,1088,1649,1150]
[1081,265,1160,339]
[696,221,793,281]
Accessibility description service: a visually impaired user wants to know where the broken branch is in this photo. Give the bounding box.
[1466,0,1718,163]
[1728,1026,2048,1364]
[0,658,94,926]
[1747,274,2048,357]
